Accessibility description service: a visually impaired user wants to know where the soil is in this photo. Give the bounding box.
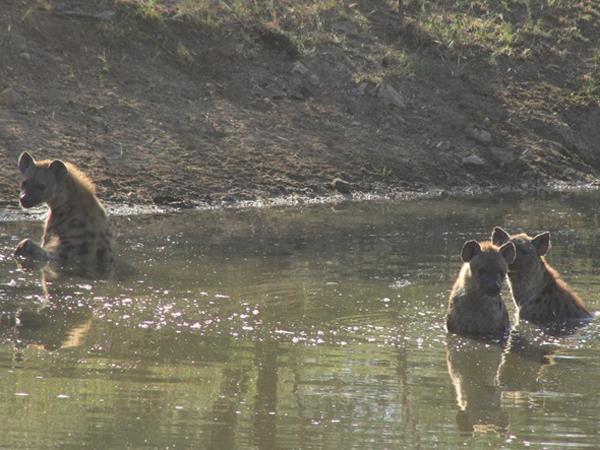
[1,0,600,209]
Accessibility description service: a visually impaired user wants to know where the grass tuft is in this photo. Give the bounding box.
[581,48,600,104]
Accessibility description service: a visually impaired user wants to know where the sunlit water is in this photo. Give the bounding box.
[2,192,600,449]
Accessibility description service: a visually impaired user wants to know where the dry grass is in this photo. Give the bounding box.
[119,0,600,103]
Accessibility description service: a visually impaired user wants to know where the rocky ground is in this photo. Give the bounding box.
[1,0,600,208]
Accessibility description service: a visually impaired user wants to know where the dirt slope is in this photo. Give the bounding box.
[1,0,599,207]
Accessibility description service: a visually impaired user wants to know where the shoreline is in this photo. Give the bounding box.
[2,180,597,223]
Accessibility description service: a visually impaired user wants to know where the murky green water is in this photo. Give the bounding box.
[2,192,600,449]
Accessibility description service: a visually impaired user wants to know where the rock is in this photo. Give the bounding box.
[353,82,369,96]
[377,82,405,108]
[466,126,492,144]
[95,10,116,20]
[355,82,380,97]
[91,116,104,126]
[0,87,22,108]
[462,154,486,167]
[308,74,320,86]
[490,147,515,165]
[292,62,309,76]
[331,178,352,194]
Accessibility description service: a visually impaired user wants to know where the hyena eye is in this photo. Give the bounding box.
[22,180,46,191]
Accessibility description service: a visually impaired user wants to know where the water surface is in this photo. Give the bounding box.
[1,192,600,449]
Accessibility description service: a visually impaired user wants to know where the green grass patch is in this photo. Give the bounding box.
[115,0,600,87]
[399,0,600,61]
[135,0,163,20]
[581,48,600,104]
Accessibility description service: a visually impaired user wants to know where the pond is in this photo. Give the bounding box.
[1,192,600,449]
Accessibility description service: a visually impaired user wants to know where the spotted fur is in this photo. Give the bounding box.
[446,240,515,338]
[492,227,592,327]
[14,152,113,275]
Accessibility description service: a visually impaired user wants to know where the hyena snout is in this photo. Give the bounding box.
[480,273,504,297]
[19,180,46,208]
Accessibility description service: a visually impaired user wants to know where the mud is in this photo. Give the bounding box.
[1,1,599,210]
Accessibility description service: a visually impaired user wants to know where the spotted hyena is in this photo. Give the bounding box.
[491,227,591,327]
[446,240,516,338]
[14,152,113,276]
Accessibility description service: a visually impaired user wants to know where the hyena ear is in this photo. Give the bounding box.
[532,232,551,256]
[461,240,481,262]
[49,160,68,180]
[499,241,516,265]
[18,152,35,174]
[491,227,510,246]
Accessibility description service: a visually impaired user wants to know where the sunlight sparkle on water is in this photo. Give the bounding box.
[3,195,600,449]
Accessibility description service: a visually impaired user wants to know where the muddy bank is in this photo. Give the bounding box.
[1,1,600,209]
[2,179,598,224]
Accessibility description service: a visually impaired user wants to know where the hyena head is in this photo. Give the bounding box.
[461,240,516,297]
[491,227,550,274]
[18,152,68,208]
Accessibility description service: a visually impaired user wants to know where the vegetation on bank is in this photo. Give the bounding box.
[22,0,600,109]
[8,0,600,202]
[118,0,600,104]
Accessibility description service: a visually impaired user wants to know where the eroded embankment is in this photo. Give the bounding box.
[1,1,600,209]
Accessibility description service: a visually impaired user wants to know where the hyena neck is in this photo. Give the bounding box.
[508,260,549,307]
[47,177,104,216]
[46,180,106,235]
[458,265,495,302]
[454,264,473,297]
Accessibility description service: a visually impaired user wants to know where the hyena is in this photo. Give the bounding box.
[446,240,516,338]
[491,227,592,326]
[14,152,113,276]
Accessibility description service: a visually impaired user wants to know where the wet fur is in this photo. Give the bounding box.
[446,240,515,338]
[492,227,591,327]
[14,152,113,276]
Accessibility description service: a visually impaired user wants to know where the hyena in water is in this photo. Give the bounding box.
[446,240,516,338]
[491,227,592,327]
[14,152,113,276]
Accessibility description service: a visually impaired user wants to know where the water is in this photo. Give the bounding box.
[1,192,600,449]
